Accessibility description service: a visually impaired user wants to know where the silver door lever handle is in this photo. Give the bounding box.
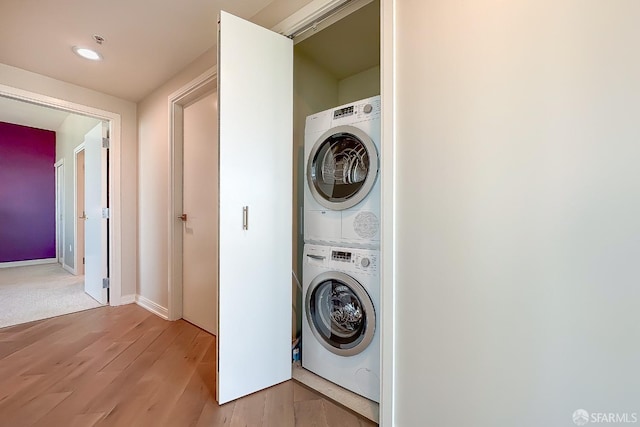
[242,206,249,230]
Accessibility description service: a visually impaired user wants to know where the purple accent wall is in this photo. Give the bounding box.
[0,121,56,262]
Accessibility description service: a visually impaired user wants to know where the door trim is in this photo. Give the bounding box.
[380,0,395,424]
[54,159,65,266]
[272,0,374,43]
[0,84,123,306]
[73,143,85,276]
[167,67,217,321]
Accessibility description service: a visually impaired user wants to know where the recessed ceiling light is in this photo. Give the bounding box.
[72,46,103,61]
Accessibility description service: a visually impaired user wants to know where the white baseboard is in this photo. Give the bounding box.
[0,258,57,269]
[135,295,169,320]
[119,294,136,305]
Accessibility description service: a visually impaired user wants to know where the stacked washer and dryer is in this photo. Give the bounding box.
[302,95,381,403]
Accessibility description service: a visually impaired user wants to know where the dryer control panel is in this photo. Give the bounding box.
[329,95,381,126]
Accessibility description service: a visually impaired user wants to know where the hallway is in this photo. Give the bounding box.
[0,264,101,329]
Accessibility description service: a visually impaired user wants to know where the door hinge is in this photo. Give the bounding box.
[102,208,110,219]
[102,137,110,149]
[102,278,110,289]
[83,257,85,265]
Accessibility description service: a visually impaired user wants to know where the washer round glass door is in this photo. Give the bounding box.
[307,125,378,211]
[305,271,376,356]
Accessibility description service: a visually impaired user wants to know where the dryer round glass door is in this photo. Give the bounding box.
[307,125,379,211]
[305,271,376,356]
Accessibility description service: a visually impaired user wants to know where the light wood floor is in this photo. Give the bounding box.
[0,304,377,426]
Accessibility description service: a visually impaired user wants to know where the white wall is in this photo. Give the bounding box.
[338,65,380,105]
[55,114,100,269]
[0,62,137,299]
[394,1,640,426]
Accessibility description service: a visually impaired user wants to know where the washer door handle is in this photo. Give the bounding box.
[306,254,326,260]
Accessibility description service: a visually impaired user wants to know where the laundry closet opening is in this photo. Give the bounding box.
[292,0,381,421]
[290,0,381,417]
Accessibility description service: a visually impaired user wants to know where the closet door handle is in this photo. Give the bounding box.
[242,206,249,230]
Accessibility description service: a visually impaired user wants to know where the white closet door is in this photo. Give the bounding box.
[217,10,293,404]
[84,123,108,305]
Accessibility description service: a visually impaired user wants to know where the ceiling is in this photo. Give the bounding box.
[0,0,380,130]
[0,97,73,131]
[0,0,313,102]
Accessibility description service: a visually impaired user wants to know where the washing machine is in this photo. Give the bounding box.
[304,95,381,248]
[302,243,380,402]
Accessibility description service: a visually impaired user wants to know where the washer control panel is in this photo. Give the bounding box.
[331,250,352,262]
[305,244,380,277]
[328,247,378,275]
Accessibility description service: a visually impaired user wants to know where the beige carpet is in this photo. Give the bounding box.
[0,263,103,329]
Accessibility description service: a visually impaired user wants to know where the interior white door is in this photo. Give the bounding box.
[217,11,293,404]
[182,90,218,335]
[83,123,108,304]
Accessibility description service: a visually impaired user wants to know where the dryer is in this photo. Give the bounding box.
[302,243,380,402]
[304,95,381,248]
